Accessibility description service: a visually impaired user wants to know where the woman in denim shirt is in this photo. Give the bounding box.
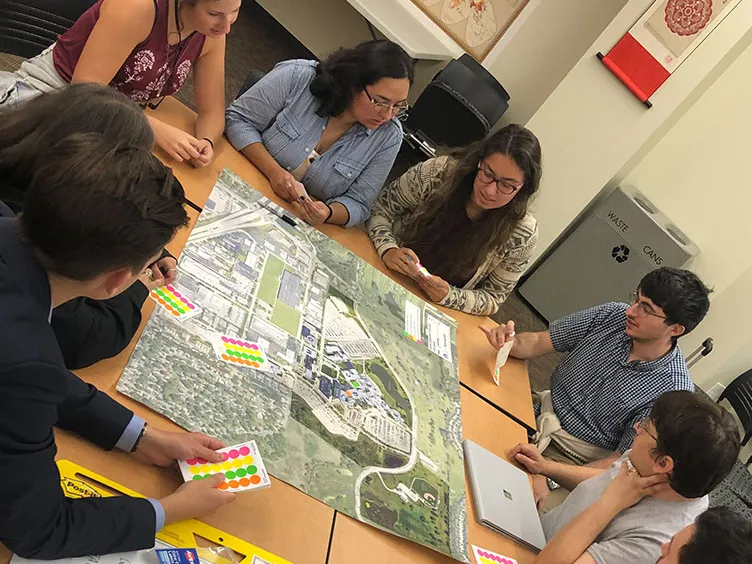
[225,40,413,227]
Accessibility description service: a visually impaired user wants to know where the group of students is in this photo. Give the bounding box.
[0,0,749,562]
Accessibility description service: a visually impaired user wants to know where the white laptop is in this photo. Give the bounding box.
[464,439,547,552]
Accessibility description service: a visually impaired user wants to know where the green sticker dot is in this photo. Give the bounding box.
[242,353,249,359]
[177,308,186,314]
[203,474,212,480]
[235,468,247,478]
[192,475,203,481]
[225,470,236,479]
[247,465,257,475]
[258,358,265,363]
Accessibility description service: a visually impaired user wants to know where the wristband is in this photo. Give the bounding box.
[201,137,214,149]
[547,477,561,491]
[131,422,148,453]
[323,204,334,223]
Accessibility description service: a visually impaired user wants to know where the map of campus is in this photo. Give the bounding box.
[118,170,468,561]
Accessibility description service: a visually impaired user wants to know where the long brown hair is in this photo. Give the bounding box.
[400,124,542,282]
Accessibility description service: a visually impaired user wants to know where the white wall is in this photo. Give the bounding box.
[625,42,752,297]
[525,0,752,265]
[483,0,629,125]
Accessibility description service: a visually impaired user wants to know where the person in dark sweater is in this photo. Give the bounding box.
[0,84,178,369]
[0,130,235,558]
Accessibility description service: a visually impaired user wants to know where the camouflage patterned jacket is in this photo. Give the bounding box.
[366,156,538,316]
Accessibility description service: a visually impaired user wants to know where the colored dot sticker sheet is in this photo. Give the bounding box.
[471,545,517,564]
[211,334,271,372]
[150,285,202,323]
[179,440,271,493]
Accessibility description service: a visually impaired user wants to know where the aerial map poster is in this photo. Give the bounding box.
[117,170,469,561]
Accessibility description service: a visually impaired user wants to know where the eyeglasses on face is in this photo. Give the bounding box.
[629,292,667,320]
[476,161,524,195]
[637,418,658,441]
[363,87,409,117]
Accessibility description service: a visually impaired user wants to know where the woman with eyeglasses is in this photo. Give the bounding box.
[367,125,542,316]
[0,0,241,167]
[225,40,414,227]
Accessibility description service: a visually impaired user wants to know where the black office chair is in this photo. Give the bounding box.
[0,0,95,58]
[718,369,752,448]
[235,69,267,100]
[403,54,511,157]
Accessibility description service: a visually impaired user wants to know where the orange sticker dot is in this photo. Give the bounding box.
[229,480,239,489]
[171,309,180,316]
[249,475,261,485]
[239,477,250,487]
[221,354,230,361]
[157,298,166,305]
[218,482,229,491]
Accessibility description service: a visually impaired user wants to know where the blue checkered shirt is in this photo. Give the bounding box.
[538,302,694,453]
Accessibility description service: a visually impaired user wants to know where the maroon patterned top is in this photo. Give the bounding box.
[53,0,206,103]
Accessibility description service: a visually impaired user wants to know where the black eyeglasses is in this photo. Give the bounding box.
[638,418,658,441]
[363,87,409,117]
[476,161,524,195]
[629,292,667,319]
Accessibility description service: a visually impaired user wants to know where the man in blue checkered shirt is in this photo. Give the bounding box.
[483,267,711,509]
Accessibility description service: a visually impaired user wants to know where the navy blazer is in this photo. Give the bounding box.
[0,218,156,558]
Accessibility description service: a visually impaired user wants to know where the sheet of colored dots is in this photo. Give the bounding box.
[471,545,517,564]
[150,285,201,322]
[212,334,271,372]
[178,441,270,493]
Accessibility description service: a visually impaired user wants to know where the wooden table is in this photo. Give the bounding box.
[0,97,538,564]
[148,98,537,432]
[328,387,538,564]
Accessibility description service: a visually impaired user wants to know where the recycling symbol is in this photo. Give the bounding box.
[612,245,630,263]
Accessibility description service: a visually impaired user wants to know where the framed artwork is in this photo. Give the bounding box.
[598,0,744,107]
[410,0,534,61]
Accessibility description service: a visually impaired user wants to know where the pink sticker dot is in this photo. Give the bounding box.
[185,458,198,465]
[173,291,182,298]
[196,457,207,464]
[250,344,259,350]
[221,336,229,342]
[220,452,229,461]
[228,449,239,459]
[229,338,237,345]
[243,342,251,348]
[166,285,174,292]
[187,303,195,310]
[238,445,250,456]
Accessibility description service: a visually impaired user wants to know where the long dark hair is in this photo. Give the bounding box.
[0,83,154,183]
[400,124,542,282]
[310,39,414,117]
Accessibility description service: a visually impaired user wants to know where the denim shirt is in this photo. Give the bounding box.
[225,60,403,226]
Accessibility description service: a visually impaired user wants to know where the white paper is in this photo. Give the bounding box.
[493,339,514,386]
[425,313,452,362]
[404,301,423,344]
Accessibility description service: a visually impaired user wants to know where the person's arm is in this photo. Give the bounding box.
[366,156,450,257]
[512,330,555,359]
[225,63,312,200]
[512,444,604,491]
[436,218,539,316]
[69,0,154,86]
[533,463,670,564]
[0,363,157,558]
[51,282,149,370]
[586,451,622,470]
[189,35,227,165]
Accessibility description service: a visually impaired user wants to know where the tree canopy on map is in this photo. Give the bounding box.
[118,170,468,561]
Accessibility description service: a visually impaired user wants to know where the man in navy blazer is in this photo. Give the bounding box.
[0,136,235,558]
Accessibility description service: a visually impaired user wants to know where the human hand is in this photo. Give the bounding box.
[382,247,422,278]
[480,321,516,350]
[269,170,301,202]
[152,120,202,163]
[151,256,178,286]
[134,426,225,467]
[137,267,163,292]
[511,442,550,476]
[531,474,551,510]
[418,274,450,303]
[298,198,331,225]
[189,138,214,168]
[600,462,670,512]
[161,474,236,525]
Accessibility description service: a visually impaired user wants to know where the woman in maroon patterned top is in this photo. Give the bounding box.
[0,0,240,167]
